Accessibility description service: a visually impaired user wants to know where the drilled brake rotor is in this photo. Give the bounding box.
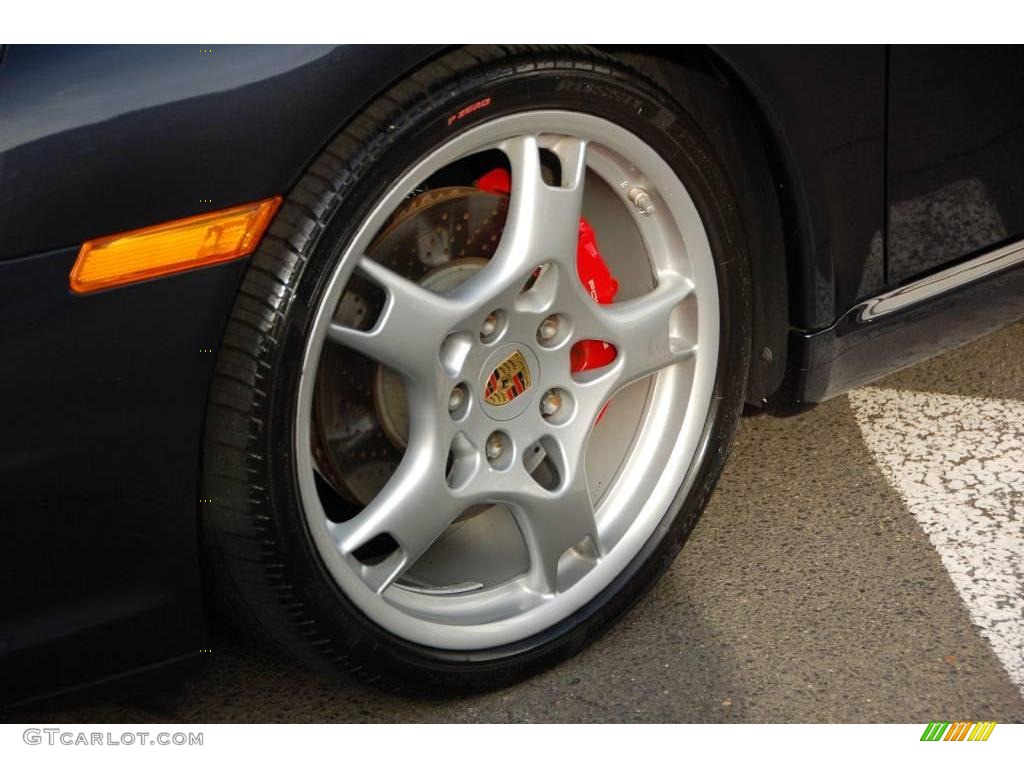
[312,186,508,507]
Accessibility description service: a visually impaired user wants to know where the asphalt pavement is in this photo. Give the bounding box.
[21,321,1024,723]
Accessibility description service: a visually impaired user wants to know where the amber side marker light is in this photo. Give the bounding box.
[70,197,282,294]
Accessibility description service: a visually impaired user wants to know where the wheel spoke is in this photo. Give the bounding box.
[512,482,598,596]
[326,257,457,381]
[597,272,696,389]
[505,426,600,595]
[488,135,588,279]
[330,396,468,593]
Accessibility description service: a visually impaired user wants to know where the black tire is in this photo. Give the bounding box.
[201,45,752,694]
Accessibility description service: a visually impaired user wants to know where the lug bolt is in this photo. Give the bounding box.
[540,389,562,418]
[628,186,656,216]
[537,315,560,343]
[486,433,504,460]
[481,312,499,339]
[448,385,466,413]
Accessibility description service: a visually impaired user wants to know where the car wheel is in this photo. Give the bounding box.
[202,45,751,692]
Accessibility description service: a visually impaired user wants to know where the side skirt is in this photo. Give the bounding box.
[779,238,1024,408]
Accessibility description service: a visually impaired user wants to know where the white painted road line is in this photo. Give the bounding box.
[850,387,1024,696]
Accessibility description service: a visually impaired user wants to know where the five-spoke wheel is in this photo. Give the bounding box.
[296,113,717,648]
[202,47,749,690]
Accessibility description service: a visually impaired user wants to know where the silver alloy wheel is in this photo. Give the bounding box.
[295,111,719,650]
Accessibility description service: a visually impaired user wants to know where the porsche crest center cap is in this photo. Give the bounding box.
[479,345,539,421]
[484,349,532,406]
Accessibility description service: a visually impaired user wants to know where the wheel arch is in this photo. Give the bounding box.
[265,44,814,409]
[245,44,813,410]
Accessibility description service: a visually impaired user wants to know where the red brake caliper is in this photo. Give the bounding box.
[476,168,620,421]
